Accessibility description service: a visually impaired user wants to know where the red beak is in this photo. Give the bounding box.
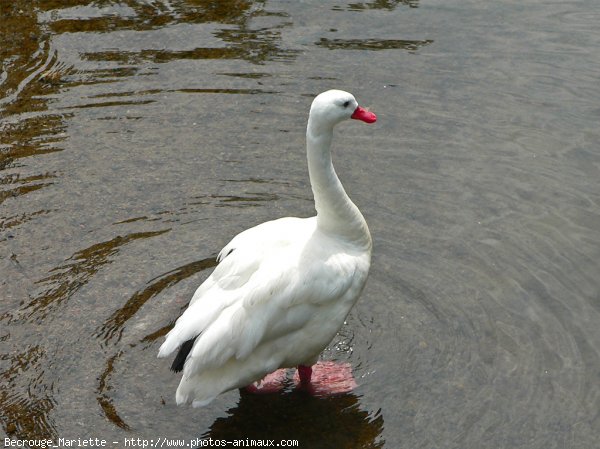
[351,106,377,124]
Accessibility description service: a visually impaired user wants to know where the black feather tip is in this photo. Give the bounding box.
[170,336,197,373]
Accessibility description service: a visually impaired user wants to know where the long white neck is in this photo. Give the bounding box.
[306,118,372,250]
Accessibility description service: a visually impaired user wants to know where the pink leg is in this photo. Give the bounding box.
[243,362,357,397]
[293,361,357,396]
[297,365,313,384]
[243,368,288,394]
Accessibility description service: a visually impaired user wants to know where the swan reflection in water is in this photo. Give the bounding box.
[204,383,385,449]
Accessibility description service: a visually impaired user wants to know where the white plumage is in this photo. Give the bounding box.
[158,90,377,407]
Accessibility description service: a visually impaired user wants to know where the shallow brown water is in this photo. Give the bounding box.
[1,0,599,448]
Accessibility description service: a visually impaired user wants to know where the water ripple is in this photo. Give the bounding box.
[316,37,433,52]
[96,257,218,345]
[17,230,170,323]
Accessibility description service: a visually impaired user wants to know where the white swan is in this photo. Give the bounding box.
[158,90,377,407]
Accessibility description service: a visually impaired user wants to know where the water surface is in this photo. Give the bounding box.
[1,0,599,447]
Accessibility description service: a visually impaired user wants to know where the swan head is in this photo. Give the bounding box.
[309,90,377,132]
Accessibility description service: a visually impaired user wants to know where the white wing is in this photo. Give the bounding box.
[158,215,363,379]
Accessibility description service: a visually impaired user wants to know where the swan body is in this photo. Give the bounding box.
[158,90,377,407]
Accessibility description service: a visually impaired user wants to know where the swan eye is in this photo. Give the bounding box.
[343,100,350,108]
